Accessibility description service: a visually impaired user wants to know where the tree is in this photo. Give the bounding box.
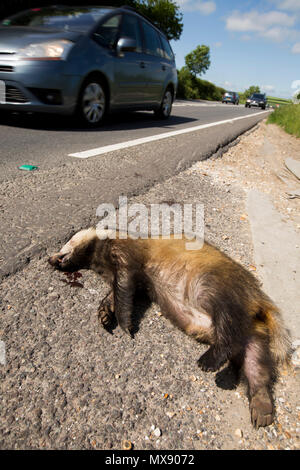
[135,0,183,41]
[244,86,261,99]
[184,45,211,78]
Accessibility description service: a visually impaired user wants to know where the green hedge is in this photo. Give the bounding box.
[177,67,226,101]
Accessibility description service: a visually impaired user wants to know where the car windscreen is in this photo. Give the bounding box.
[225,92,234,96]
[1,6,114,32]
[251,94,265,100]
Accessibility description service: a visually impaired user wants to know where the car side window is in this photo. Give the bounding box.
[160,35,174,61]
[94,14,121,48]
[141,20,163,57]
[120,14,143,53]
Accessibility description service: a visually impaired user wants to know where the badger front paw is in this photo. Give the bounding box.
[98,293,115,330]
[98,303,114,328]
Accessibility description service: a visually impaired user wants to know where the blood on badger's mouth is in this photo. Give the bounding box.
[48,252,70,268]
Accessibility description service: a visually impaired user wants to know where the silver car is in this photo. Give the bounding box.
[0,5,177,126]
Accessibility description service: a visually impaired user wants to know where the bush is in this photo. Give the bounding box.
[177,67,225,101]
[267,104,300,138]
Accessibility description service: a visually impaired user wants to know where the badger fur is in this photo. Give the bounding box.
[49,228,291,428]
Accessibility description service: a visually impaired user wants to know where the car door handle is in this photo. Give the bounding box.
[140,61,146,68]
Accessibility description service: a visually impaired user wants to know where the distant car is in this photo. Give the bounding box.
[222,91,239,105]
[245,93,267,110]
[0,5,177,126]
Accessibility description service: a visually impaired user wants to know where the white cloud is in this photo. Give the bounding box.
[292,42,300,53]
[214,41,222,47]
[226,9,299,43]
[226,10,296,33]
[261,26,298,42]
[274,0,300,11]
[176,1,216,15]
[291,79,300,89]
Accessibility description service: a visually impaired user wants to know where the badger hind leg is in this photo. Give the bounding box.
[196,305,248,373]
[243,332,275,428]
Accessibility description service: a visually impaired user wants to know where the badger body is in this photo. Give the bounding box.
[49,228,291,428]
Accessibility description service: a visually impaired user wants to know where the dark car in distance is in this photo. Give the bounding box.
[245,93,267,110]
[0,5,177,126]
[222,91,239,105]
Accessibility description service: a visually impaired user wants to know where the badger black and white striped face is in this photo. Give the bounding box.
[48,228,96,272]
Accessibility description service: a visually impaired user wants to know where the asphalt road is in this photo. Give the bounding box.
[1,101,299,451]
[0,101,268,183]
[0,102,269,280]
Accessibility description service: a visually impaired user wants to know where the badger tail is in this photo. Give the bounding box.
[257,300,292,366]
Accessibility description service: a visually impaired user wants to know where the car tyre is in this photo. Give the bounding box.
[154,88,173,119]
[76,76,107,127]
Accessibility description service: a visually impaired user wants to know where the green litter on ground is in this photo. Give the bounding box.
[18,165,38,171]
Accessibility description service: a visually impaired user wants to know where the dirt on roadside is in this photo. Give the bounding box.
[192,120,300,232]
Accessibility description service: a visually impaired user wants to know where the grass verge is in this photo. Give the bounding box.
[267,104,300,138]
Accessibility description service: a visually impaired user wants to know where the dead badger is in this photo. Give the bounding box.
[49,228,291,428]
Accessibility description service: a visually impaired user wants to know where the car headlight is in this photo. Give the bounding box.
[247,99,251,102]
[18,40,74,60]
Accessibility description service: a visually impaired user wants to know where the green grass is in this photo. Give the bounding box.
[267,104,300,138]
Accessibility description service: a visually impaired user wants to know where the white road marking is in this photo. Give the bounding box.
[69,110,270,159]
[173,102,238,107]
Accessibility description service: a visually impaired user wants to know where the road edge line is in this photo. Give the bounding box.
[68,110,270,159]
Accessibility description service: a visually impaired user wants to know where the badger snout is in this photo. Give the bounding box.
[48,252,70,269]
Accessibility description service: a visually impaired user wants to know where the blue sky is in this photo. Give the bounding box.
[170,0,300,98]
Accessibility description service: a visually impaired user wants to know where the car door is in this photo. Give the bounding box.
[159,33,176,93]
[113,13,148,106]
[140,20,166,104]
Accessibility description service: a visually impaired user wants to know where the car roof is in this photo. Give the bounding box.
[9,4,170,41]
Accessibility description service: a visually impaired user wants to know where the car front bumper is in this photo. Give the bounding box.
[0,59,81,114]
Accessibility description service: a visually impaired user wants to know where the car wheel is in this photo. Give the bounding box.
[76,77,107,127]
[154,88,173,119]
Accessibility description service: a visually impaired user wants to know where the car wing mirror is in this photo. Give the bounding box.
[116,37,137,57]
